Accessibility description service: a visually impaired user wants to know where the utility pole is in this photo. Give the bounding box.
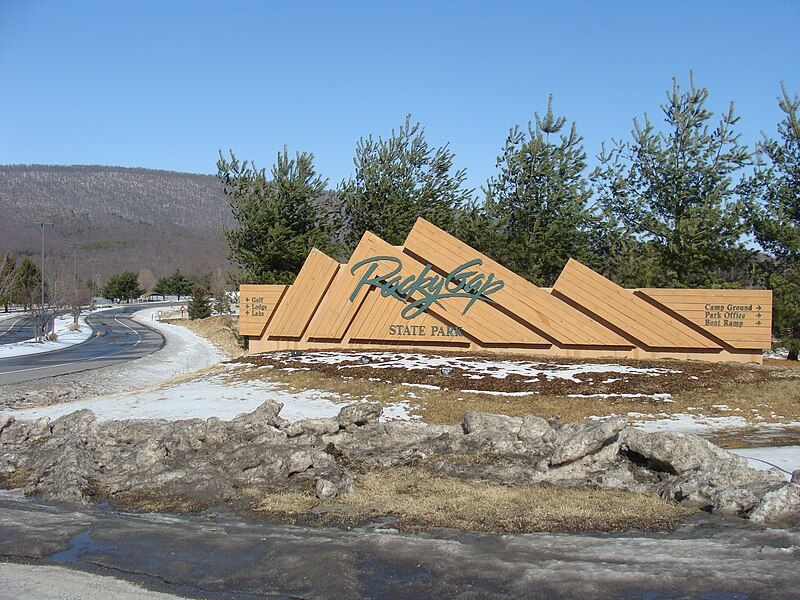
[73,243,79,324]
[37,222,54,340]
[90,259,98,301]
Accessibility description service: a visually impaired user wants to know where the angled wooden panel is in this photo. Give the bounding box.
[347,233,549,345]
[266,249,339,339]
[638,288,772,350]
[238,285,288,337]
[404,218,629,347]
[305,232,385,341]
[348,288,468,343]
[553,259,720,350]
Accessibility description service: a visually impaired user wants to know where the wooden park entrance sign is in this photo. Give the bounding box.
[240,218,772,364]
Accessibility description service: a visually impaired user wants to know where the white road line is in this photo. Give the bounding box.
[0,314,152,375]
[0,316,27,337]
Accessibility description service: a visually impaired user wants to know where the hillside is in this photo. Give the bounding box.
[0,164,234,280]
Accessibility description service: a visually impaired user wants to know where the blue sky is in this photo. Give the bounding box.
[1,0,798,190]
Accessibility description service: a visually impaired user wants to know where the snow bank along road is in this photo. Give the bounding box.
[0,306,166,385]
[0,313,52,345]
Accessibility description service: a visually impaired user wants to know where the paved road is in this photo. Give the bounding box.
[0,306,166,385]
[0,490,798,598]
[0,313,51,345]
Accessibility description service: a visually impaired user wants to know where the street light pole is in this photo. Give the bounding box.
[37,222,54,340]
[73,243,79,324]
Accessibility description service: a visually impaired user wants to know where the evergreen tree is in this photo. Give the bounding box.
[0,253,17,312]
[102,271,143,302]
[477,96,597,285]
[744,84,800,358]
[153,276,170,299]
[218,148,331,284]
[168,269,193,300]
[592,74,751,287]
[188,284,211,320]
[13,257,41,310]
[337,116,471,252]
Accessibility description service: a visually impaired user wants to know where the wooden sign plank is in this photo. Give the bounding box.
[405,218,631,347]
[238,285,288,337]
[553,259,720,350]
[638,288,773,350]
[347,232,551,346]
[266,249,339,339]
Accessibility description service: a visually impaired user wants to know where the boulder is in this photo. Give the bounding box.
[550,416,627,466]
[287,450,314,475]
[336,402,382,427]
[517,415,552,444]
[748,484,800,525]
[622,428,746,474]
[713,487,761,516]
[0,413,13,437]
[462,411,522,436]
[662,460,785,508]
[792,469,800,484]
[285,418,341,438]
[233,399,284,427]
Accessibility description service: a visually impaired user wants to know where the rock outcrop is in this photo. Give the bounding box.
[0,404,797,526]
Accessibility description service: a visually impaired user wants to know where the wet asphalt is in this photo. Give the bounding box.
[0,490,798,599]
[0,306,166,385]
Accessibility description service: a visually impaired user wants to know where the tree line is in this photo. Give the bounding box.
[218,75,800,359]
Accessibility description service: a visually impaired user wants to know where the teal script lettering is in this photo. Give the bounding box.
[349,256,505,320]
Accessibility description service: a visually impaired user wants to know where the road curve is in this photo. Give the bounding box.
[0,314,49,345]
[0,305,167,385]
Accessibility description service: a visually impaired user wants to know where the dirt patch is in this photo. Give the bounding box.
[239,350,786,397]
[247,467,696,533]
[168,316,244,359]
[235,351,800,433]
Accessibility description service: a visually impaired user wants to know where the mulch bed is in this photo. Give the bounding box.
[236,350,783,397]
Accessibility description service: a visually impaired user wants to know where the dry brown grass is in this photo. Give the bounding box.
[170,316,244,359]
[250,468,695,533]
[223,360,800,435]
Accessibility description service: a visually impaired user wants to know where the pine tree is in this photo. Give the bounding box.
[101,271,143,302]
[478,96,597,285]
[188,284,211,320]
[744,84,800,358]
[0,253,17,312]
[592,74,751,287]
[337,116,471,252]
[13,257,41,310]
[167,269,193,300]
[153,276,170,299]
[218,148,332,284]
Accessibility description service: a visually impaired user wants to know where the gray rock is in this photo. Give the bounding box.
[287,450,314,475]
[462,411,522,435]
[285,418,340,438]
[336,402,382,427]
[623,428,746,474]
[550,417,627,466]
[713,487,761,515]
[315,478,338,500]
[0,413,13,438]
[748,483,800,525]
[792,469,799,484]
[663,460,785,508]
[517,415,552,443]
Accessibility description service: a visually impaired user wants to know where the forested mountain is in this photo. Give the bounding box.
[0,164,234,279]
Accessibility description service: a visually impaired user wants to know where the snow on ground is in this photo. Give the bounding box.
[570,393,674,401]
[729,446,799,480]
[279,351,680,382]
[10,367,344,422]
[632,413,751,433]
[0,312,93,358]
